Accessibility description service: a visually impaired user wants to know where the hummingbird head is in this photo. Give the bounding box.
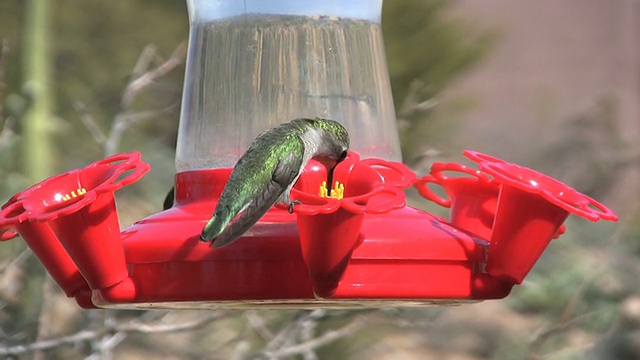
[308,118,350,166]
[304,118,350,187]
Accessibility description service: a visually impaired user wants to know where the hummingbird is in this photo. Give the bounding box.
[200,118,350,248]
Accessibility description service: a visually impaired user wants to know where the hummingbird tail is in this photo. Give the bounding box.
[209,209,263,248]
[209,179,285,248]
[200,215,226,242]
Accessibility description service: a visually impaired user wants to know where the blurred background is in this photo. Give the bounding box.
[0,0,638,358]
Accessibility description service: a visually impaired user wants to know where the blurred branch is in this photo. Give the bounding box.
[245,311,275,341]
[395,79,444,172]
[262,311,323,353]
[33,277,56,360]
[73,101,107,147]
[264,316,366,359]
[75,42,185,156]
[105,42,185,156]
[105,105,177,156]
[121,42,185,109]
[0,248,31,273]
[526,309,616,360]
[299,311,320,360]
[0,249,30,305]
[0,311,224,357]
[119,312,224,333]
[398,80,440,119]
[247,310,368,359]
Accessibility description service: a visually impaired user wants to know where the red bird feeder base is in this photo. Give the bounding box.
[0,151,617,309]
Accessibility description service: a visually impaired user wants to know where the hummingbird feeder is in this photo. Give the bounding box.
[0,0,618,309]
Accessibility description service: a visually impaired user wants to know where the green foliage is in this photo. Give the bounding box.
[382,0,498,164]
[383,0,493,102]
[505,217,631,358]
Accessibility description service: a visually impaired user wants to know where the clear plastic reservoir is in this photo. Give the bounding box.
[176,0,401,171]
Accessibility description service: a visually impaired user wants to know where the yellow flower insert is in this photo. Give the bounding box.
[61,188,87,202]
[318,181,345,200]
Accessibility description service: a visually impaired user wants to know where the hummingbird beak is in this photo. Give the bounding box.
[327,164,337,189]
[326,150,348,188]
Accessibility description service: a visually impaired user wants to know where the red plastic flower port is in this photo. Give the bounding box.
[414,162,499,240]
[463,150,617,284]
[463,150,617,222]
[415,150,617,285]
[290,152,416,297]
[0,152,150,303]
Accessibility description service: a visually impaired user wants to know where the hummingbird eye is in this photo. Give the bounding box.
[339,150,348,161]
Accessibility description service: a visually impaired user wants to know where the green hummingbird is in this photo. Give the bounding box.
[200,118,350,248]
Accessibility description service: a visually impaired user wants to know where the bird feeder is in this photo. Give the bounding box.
[0,0,618,309]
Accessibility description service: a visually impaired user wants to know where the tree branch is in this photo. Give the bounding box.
[263,316,366,359]
[245,310,275,341]
[121,42,186,109]
[73,101,107,147]
[74,43,185,156]
[0,312,224,356]
[263,311,314,353]
[104,103,177,156]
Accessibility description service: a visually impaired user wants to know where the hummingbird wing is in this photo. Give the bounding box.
[210,150,303,248]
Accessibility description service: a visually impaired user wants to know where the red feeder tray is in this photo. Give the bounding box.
[0,151,617,309]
